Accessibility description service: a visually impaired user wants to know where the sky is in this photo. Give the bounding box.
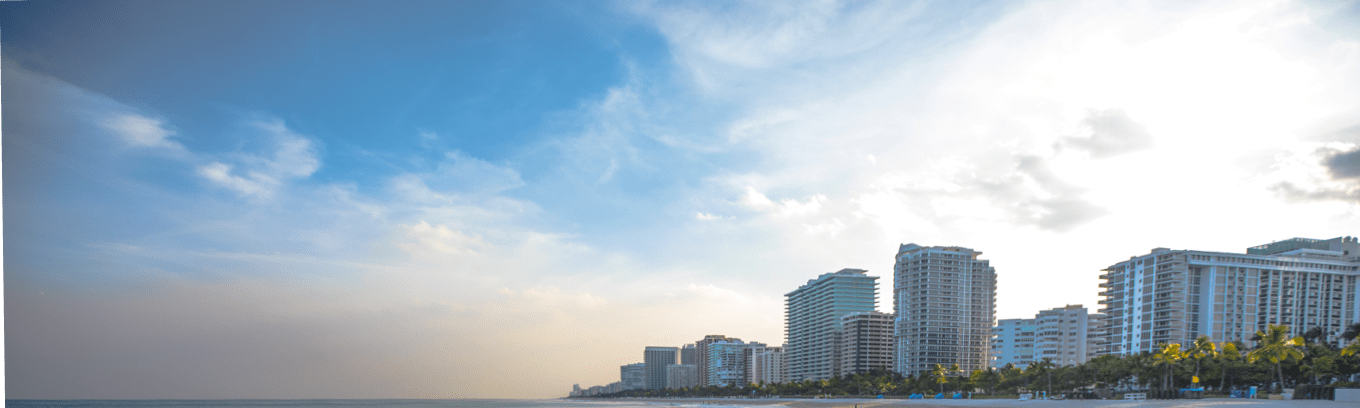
[4,0,1360,400]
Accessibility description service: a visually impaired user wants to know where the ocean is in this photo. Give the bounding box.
[4,400,693,408]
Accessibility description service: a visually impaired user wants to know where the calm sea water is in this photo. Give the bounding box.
[4,400,700,408]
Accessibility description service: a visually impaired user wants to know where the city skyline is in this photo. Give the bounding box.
[6,0,1360,400]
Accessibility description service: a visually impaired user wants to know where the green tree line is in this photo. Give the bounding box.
[586,324,1360,399]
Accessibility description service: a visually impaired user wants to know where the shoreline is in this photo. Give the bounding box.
[578,397,1360,408]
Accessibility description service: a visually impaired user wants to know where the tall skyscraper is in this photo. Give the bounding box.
[785,268,879,381]
[644,346,678,390]
[1098,236,1360,355]
[694,335,734,387]
[680,344,696,365]
[620,363,645,390]
[839,311,895,374]
[893,244,997,376]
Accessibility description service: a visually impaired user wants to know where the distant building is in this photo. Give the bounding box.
[893,244,997,376]
[742,342,767,386]
[681,344,697,365]
[751,345,787,385]
[695,335,736,387]
[839,311,895,374]
[704,338,750,387]
[786,268,880,381]
[644,346,679,390]
[666,364,697,389]
[1099,236,1360,355]
[605,382,623,394]
[620,363,645,390]
[991,318,1036,369]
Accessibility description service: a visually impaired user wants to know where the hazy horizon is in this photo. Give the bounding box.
[5,0,1360,400]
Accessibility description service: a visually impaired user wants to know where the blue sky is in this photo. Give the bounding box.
[6,0,1360,400]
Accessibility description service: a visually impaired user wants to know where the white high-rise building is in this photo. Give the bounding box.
[751,346,787,385]
[742,342,767,386]
[993,306,1104,369]
[1034,305,1101,366]
[990,318,1035,369]
[1098,236,1360,355]
[893,244,997,376]
[785,268,880,382]
[703,338,749,387]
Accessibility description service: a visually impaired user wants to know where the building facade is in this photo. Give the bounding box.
[1098,236,1360,355]
[751,346,787,385]
[839,311,895,374]
[893,244,997,376]
[786,268,880,381]
[990,318,1036,369]
[742,342,767,386]
[681,344,696,365]
[704,338,749,387]
[665,364,697,389]
[1034,305,1101,366]
[694,335,735,387]
[644,346,678,390]
[620,362,645,390]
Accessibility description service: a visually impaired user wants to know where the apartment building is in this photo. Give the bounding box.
[893,244,997,376]
[750,346,787,385]
[1098,236,1360,355]
[644,346,678,390]
[786,268,880,381]
[839,311,895,374]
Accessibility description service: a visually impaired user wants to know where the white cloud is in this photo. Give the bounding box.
[738,186,825,217]
[103,114,183,150]
[197,119,320,200]
[398,221,491,256]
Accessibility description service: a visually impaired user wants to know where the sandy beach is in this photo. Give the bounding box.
[610,398,1358,408]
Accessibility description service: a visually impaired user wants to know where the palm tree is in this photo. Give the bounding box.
[1218,342,1241,391]
[928,364,947,394]
[1028,358,1055,397]
[1302,326,1324,345]
[1186,335,1217,385]
[1153,343,1184,390]
[1246,324,1304,393]
[1341,322,1360,357]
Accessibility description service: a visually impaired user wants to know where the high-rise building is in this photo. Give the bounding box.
[681,344,696,365]
[665,364,697,389]
[644,346,679,390]
[1034,305,1100,366]
[786,268,879,381]
[703,338,749,387]
[751,345,787,385]
[694,335,735,387]
[893,244,997,376]
[991,318,1036,369]
[742,342,767,386]
[1098,236,1360,355]
[620,363,645,390]
[839,311,895,374]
